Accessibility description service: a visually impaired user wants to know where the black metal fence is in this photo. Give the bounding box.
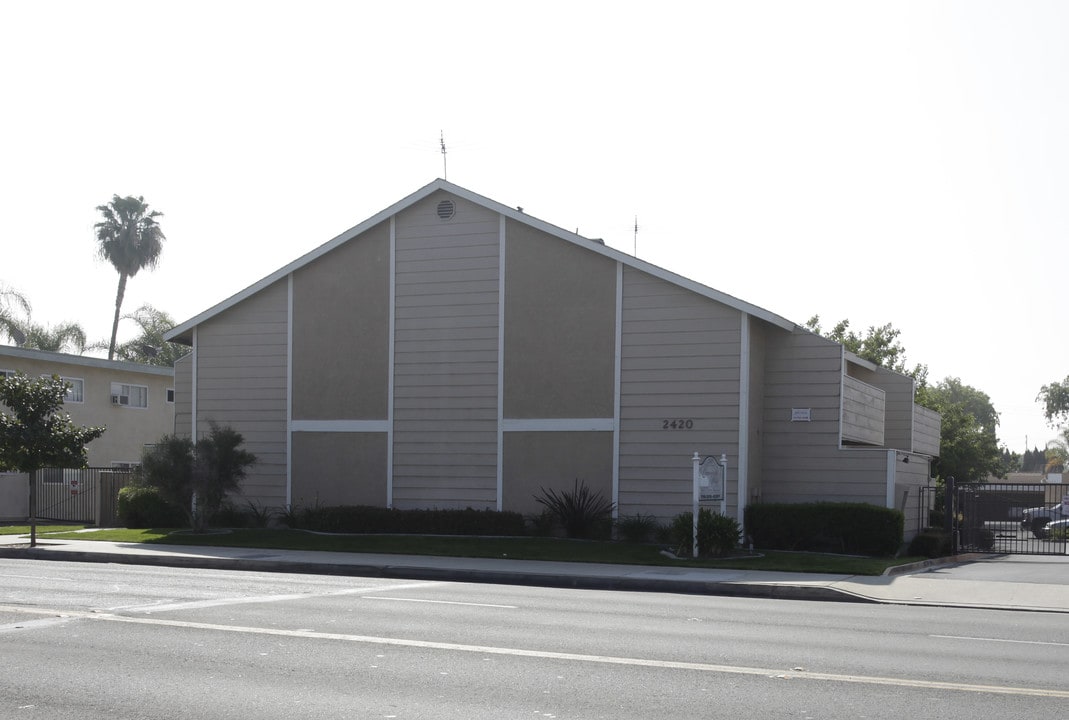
[35,468,134,527]
[951,482,1068,556]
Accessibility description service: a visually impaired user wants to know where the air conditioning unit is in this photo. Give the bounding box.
[111,394,130,406]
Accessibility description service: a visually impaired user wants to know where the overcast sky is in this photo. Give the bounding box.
[2,1,1066,453]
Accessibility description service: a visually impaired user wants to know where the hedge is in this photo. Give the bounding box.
[744,502,903,557]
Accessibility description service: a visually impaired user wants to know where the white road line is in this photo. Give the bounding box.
[361,596,517,609]
[930,634,1069,648]
[0,605,1060,700]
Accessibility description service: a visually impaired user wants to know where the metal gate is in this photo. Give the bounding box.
[35,468,134,527]
[952,481,1069,556]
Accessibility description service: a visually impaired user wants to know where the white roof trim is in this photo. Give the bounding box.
[165,178,796,342]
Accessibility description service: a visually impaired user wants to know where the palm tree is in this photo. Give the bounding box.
[18,321,88,354]
[94,303,187,367]
[94,195,166,360]
[0,282,31,344]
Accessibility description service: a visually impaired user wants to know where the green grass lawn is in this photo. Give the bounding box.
[4,525,922,576]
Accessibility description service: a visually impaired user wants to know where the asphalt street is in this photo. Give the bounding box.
[3,560,1068,719]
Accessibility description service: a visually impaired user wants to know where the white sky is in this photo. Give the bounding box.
[2,1,1066,453]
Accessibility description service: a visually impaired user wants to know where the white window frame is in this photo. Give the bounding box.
[61,376,84,403]
[110,382,149,409]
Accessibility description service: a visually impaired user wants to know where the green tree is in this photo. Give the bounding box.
[139,423,256,533]
[0,373,105,546]
[94,195,166,361]
[93,304,187,367]
[922,378,1003,482]
[805,315,927,382]
[1037,377,1069,426]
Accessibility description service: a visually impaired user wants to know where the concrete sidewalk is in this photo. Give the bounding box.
[1,533,1067,613]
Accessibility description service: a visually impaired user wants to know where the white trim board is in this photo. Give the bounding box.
[502,419,615,432]
[291,420,391,433]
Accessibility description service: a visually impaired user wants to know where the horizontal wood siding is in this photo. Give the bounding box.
[618,268,742,521]
[392,193,500,509]
[761,331,885,505]
[912,405,941,456]
[196,279,288,507]
[841,375,885,445]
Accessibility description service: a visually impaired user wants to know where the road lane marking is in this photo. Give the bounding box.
[0,605,1060,700]
[361,596,517,609]
[931,634,1069,648]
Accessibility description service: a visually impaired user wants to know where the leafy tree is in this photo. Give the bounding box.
[921,378,1003,482]
[95,195,166,361]
[92,304,186,366]
[138,423,256,533]
[1037,377,1069,426]
[806,315,928,383]
[0,373,105,546]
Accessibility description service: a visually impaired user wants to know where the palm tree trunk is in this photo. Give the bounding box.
[108,273,127,361]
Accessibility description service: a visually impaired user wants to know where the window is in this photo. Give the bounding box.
[0,369,13,378]
[111,461,140,471]
[61,377,84,403]
[166,388,175,403]
[110,382,148,408]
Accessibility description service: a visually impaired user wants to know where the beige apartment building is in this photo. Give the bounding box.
[165,179,940,535]
[0,346,175,520]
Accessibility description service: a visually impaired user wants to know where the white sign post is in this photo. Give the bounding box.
[691,452,729,558]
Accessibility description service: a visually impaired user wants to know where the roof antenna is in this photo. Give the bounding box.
[633,215,639,257]
[440,130,448,180]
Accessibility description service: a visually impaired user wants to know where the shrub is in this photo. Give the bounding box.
[117,486,185,528]
[669,508,740,557]
[615,513,660,543]
[745,502,903,557]
[907,529,952,558]
[533,479,615,540]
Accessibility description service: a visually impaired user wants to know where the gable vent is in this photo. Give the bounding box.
[436,199,456,220]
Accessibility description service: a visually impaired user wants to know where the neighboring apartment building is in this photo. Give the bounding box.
[0,346,175,520]
[165,179,940,537]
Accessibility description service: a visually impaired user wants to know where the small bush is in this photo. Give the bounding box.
[745,502,903,557]
[527,509,560,537]
[670,508,740,557]
[616,513,659,543]
[118,486,185,528]
[533,479,615,540]
[907,529,952,558]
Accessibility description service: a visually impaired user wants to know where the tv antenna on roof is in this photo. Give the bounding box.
[440,130,448,180]
[633,215,639,257]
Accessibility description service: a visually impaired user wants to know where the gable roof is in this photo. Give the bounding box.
[165,178,797,343]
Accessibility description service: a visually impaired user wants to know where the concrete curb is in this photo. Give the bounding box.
[0,545,871,604]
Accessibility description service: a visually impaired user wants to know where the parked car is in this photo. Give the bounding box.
[1022,504,1069,537]
[1038,517,1069,540]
